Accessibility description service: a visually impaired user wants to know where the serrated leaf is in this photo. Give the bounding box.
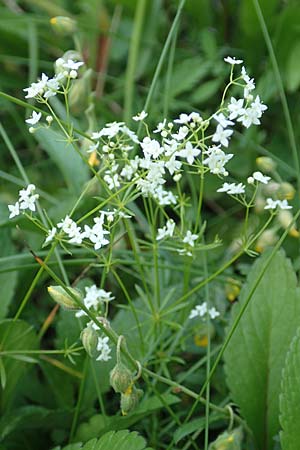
[75,393,179,441]
[224,250,300,450]
[0,320,38,412]
[59,430,153,450]
[280,327,300,450]
[34,128,89,195]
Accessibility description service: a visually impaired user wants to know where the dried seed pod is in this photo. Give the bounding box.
[81,325,98,358]
[110,362,134,393]
[47,285,82,310]
[120,385,143,416]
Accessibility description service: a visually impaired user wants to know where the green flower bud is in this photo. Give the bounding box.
[120,385,143,416]
[209,427,243,450]
[110,362,133,393]
[256,156,276,173]
[255,229,278,253]
[50,16,77,35]
[277,182,295,201]
[47,285,82,310]
[81,325,98,357]
[68,69,93,114]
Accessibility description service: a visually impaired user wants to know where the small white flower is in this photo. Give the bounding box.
[44,227,57,245]
[174,113,190,124]
[252,171,271,184]
[183,230,198,247]
[87,142,99,153]
[96,336,111,362]
[227,97,244,120]
[224,56,243,65]
[8,202,20,219]
[212,125,233,147]
[156,219,175,241]
[264,198,279,210]
[62,59,84,71]
[217,182,245,195]
[208,307,220,319]
[25,111,42,125]
[214,113,234,128]
[132,110,148,121]
[178,141,201,165]
[189,302,207,319]
[278,199,292,210]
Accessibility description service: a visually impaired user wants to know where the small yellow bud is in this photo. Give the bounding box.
[277,182,295,200]
[88,151,100,167]
[120,385,143,416]
[194,335,208,347]
[256,156,276,173]
[47,285,82,310]
[225,279,241,302]
[81,325,98,357]
[50,16,77,35]
[255,229,278,253]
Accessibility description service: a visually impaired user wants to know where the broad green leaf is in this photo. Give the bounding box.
[0,319,38,412]
[224,250,300,450]
[58,430,153,450]
[75,393,180,441]
[169,58,211,97]
[280,327,300,450]
[34,128,89,196]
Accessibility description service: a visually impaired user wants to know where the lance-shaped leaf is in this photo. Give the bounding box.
[224,250,300,450]
[280,327,300,450]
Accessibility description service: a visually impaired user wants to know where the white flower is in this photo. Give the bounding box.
[44,227,57,245]
[203,147,233,176]
[23,73,48,98]
[212,125,233,147]
[171,126,189,141]
[132,110,148,121]
[227,97,244,120]
[189,302,207,319]
[174,113,190,124]
[208,307,220,319]
[165,155,182,175]
[87,142,99,153]
[217,182,245,195]
[264,198,279,210]
[62,59,84,71]
[17,184,39,212]
[104,173,120,190]
[8,202,20,219]
[252,171,271,184]
[141,137,163,159]
[183,230,198,247]
[154,119,167,133]
[224,56,243,65]
[214,113,234,128]
[25,111,42,125]
[178,141,201,165]
[96,336,111,361]
[156,219,175,240]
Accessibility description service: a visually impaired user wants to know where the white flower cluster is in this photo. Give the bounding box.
[23,57,84,100]
[96,336,111,361]
[76,284,114,318]
[189,302,220,320]
[44,211,112,250]
[8,184,39,218]
[264,198,292,210]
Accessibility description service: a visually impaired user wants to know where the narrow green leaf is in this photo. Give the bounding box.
[224,250,300,450]
[0,319,38,412]
[34,128,89,196]
[280,327,300,450]
[0,359,6,390]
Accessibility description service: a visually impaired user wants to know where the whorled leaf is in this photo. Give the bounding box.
[280,327,300,450]
[224,250,300,450]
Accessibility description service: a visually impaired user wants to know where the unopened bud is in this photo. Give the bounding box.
[47,285,82,310]
[277,182,295,201]
[120,385,143,415]
[69,69,92,114]
[225,278,241,302]
[209,427,243,450]
[256,156,276,173]
[278,210,299,238]
[255,229,278,253]
[50,16,77,35]
[81,325,98,357]
[110,362,133,393]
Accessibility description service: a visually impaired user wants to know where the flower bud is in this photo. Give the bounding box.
[277,182,295,200]
[225,278,241,302]
[47,285,82,310]
[81,325,98,357]
[278,210,299,238]
[255,229,278,253]
[50,16,77,35]
[68,69,92,114]
[209,427,243,450]
[110,362,133,393]
[120,385,143,416]
[256,156,276,173]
